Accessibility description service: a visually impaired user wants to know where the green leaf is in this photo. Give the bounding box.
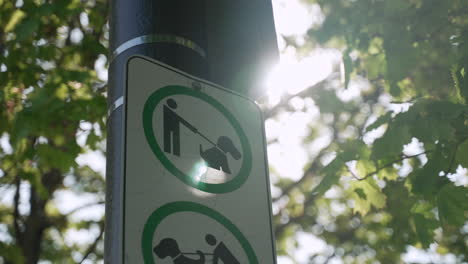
[366,112,393,132]
[356,159,376,178]
[372,123,411,160]
[411,148,449,198]
[342,48,353,89]
[86,131,101,150]
[377,167,398,181]
[363,52,386,80]
[15,17,40,41]
[384,0,412,14]
[312,143,367,196]
[411,118,455,144]
[410,201,433,217]
[384,181,416,247]
[5,9,26,32]
[36,144,78,172]
[36,3,54,17]
[350,177,386,215]
[437,184,468,227]
[313,89,351,113]
[382,11,416,97]
[0,242,25,263]
[456,140,468,168]
[354,188,367,199]
[341,140,369,160]
[412,213,437,248]
[312,158,344,195]
[451,64,465,102]
[401,100,465,144]
[423,100,466,120]
[458,65,468,103]
[410,200,438,248]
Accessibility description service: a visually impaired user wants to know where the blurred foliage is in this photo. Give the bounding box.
[1,0,467,263]
[0,0,107,263]
[269,0,468,263]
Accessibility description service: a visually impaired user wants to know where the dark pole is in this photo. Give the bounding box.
[105,0,278,262]
[105,1,208,263]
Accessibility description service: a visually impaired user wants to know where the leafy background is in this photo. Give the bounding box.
[0,0,467,263]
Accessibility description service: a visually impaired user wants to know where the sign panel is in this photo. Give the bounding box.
[124,56,276,263]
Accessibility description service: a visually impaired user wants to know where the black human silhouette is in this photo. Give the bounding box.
[199,136,241,174]
[205,234,240,264]
[153,238,205,264]
[163,98,198,156]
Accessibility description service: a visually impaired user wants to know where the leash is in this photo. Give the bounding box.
[195,130,226,154]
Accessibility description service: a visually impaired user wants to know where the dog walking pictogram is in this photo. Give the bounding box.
[199,136,241,174]
[163,98,242,174]
[153,234,239,264]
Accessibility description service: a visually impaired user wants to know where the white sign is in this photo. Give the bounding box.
[124,56,276,263]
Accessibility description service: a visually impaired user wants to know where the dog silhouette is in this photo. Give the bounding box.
[153,238,205,264]
[199,136,241,174]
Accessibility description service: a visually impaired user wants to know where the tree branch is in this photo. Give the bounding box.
[0,28,4,59]
[13,176,23,245]
[346,166,361,181]
[65,201,105,217]
[264,74,337,120]
[274,192,319,238]
[272,145,328,203]
[22,168,62,264]
[356,151,431,181]
[272,111,341,204]
[272,112,342,237]
[78,220,105,264]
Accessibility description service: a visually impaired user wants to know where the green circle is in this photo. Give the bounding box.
[141,201,258,263]
[143,85,252,193]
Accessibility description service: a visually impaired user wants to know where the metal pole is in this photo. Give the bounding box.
[105,1,208,263]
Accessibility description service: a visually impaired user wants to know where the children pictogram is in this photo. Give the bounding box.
[152,234,239,264]
[163,98,242,174]
[205,234,240,264]
[153,238,206,264]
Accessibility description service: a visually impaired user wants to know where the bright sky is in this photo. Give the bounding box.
[267,0,335,103]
